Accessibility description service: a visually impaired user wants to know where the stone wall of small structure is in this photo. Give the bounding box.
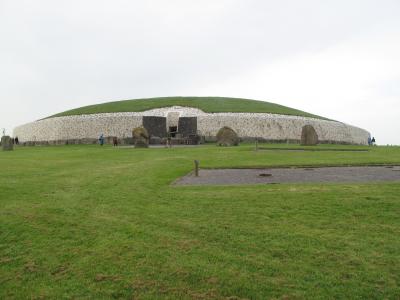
[13,106,370,145]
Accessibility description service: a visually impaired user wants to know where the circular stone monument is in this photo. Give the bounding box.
[301,125,319,146]
[132,127,149,148]
[13,97,370,145]
[216,126,239,146]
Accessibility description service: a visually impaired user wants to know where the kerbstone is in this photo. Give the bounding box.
[132,127,149,148]
[216,127,239,146]
[1,136,14,151]
[301,125,319,146]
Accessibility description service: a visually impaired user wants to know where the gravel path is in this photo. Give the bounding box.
[174,166,400,186]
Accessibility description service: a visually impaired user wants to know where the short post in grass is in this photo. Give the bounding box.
[255,138,259,151]
[194,160,199,176]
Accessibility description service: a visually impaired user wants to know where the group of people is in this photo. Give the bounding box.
[98,134,118,146]
[100,133,378,147]
[368,136,376,146]
[99,133,174,147]
[8,137,19,145]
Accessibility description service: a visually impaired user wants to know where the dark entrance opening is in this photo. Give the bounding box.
[169,126,178,137]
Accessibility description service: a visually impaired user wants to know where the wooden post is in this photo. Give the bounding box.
[194,160,199,177]
[255,138,258,151]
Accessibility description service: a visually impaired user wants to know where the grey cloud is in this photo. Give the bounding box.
[1,0,399,143]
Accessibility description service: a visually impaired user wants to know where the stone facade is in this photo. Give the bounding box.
[143,116,167,138]
[13,106,370,145]
[178,117,197,137]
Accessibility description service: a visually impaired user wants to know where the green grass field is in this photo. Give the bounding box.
[49,97,326,120]
[1,144,400,299]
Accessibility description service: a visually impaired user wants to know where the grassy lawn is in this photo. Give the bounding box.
[1,144,399,299]
[49,97,325,120]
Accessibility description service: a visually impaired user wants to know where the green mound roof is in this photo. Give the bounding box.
[49,96,326,119]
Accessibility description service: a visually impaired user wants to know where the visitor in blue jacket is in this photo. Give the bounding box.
[99,134,104,146]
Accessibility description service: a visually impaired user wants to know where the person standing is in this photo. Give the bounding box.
[167,132,172,148]
[99,134,104,146]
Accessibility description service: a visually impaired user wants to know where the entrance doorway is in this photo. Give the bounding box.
[169,126,178,137]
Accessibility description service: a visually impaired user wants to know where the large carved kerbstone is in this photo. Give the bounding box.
[132,127,149,148]
[1,136,14,151]
[301,125,318,146]
[216,127,239,146]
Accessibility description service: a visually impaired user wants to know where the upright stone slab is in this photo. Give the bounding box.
[143,116,167,138]
[178,117,197,137]
[216,127,239,146]
[1,136,14,151]
[132,127,149,148]
[301,125,318,146]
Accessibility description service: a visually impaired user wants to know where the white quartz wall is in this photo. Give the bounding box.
[13,106,369,145]
[14,114,143,141]
[197,113,369,145]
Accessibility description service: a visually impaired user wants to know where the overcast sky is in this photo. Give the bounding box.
[1,0,399,144]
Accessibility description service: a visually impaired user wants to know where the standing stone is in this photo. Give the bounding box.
[301,125,318,146]
[216,127,239,146]
[1,136,14,151]
[132,127,149,148]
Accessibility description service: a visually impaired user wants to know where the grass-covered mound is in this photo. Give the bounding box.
[1,144,400,298]
[49,96,326,119]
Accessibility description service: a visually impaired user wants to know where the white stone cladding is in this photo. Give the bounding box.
[197,113,369,145]
[13,106,369,145]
